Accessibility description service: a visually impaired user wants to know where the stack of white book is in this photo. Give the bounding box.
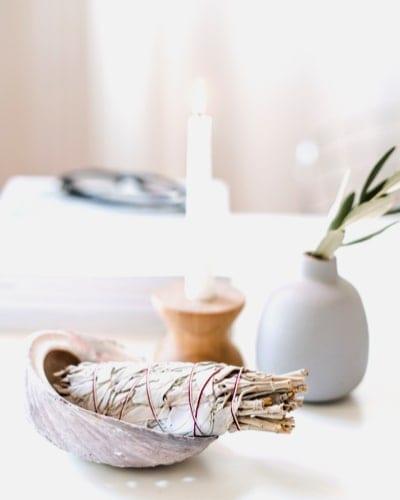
[0,176,229,335]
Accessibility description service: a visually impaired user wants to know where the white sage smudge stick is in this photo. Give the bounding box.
[54,360,307,437]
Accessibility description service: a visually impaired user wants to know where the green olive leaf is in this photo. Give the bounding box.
[326,169,350,225]
[342,221,398,246]
[342,195,395,227]
[386,205,400,214]
[359,146,396,202]
[328,191,355,230]
[362,179,386,201]
[379,171,400,195]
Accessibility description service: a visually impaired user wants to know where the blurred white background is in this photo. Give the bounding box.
[1,0,400,212]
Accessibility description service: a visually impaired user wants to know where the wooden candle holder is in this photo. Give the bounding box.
[151,279,245,366]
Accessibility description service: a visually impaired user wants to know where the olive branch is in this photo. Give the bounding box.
[311,146,400,260]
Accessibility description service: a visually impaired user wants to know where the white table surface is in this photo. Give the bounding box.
[1,178,400,499]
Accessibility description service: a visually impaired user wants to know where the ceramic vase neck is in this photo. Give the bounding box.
[301,254,338,284]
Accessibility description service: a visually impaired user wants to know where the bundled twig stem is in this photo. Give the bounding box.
[54,360,307,438]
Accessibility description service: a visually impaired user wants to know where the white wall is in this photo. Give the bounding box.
[1,0,400,212]
[0,1,91,184]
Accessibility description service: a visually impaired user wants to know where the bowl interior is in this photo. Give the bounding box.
[44,349,80,386]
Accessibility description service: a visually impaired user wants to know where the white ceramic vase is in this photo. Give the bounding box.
[256,254,369,402]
